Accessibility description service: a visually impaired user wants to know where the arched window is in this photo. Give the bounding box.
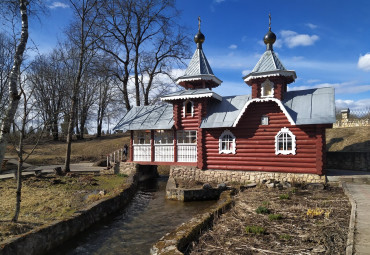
[275,127,296,155]
[219,130,236,154]
[261,79,274,97]
[183,100,194,117]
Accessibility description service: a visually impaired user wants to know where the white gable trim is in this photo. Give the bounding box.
[243,70,297,83]
[175,75,222,85]
[232,98,295,127]
[161,92,222,102]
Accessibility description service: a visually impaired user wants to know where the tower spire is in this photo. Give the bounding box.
[264,13,276,51]
[194,16,205,49]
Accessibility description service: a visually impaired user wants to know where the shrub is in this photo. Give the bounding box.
[279,194,290,200]
[268,214,283,221]
[245,225,266,235]
[256,206,270,214]
[306,208,331,219]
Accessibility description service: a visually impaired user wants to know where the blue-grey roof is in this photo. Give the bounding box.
[161,88,222,101]
[283,87,336,125]
[113,104,174,132]
[252,50,286,72]
[200,94,251,128]
[175,48,222,85]
[114,87,335,132]
[243,50,296,83]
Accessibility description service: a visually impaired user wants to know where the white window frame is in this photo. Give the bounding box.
[261,79,274,98]
[183,100,194,117]
[275,127,296,155]
[261,115,269,125]
[219,130,236,154]
[177,130,197,144]
[133,130,151,145]
[154,130,174,145]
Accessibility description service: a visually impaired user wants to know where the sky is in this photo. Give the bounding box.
[9,0,370,110]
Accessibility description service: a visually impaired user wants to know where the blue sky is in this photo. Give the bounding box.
[17,0,370,110]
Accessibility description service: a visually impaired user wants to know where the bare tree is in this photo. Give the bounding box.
[11,75,45,222]
[29,50,67,140]
[0,0,30,169]
[63,0,101,172]
[0,33,14,116]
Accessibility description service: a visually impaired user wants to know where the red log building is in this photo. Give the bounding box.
[114,20,335,176]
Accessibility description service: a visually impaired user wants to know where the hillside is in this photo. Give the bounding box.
[326,126,370,152]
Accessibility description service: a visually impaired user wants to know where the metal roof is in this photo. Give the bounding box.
[161,88,222,101]
[200,94,251,128]
[113,104,174,132]
[243,50,296,83]
[283,87,336,125]
[175,48,222,85]
[114,87,335,132]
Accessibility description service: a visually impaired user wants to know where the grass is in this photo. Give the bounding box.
[0,173,127,242]
[245,225,266,235]
[279,194,290,200]
[5,133,130,166]
[256,206,270,214]
[326,126,370,152]
[268,214,283,221]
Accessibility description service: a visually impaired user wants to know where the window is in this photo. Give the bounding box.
[154,130,174,144]
[261,79,274,97]
[219,130,236,154]
[177,130,197,144]
[275,127,296,155]
[133,131,150,145]
[183,100,194,117]
[261,115,269,125]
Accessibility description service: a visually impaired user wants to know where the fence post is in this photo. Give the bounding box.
[341,108,350,123]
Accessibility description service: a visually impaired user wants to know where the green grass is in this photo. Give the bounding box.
[256,206,270,214]
[245,225,266,235]
[268,214,283,221]
[279,234,292,240]
[279,194,290,200]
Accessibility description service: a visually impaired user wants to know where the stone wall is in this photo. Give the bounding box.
[327,152,370,171]
[170,166,326,185]
[333,108,370,128]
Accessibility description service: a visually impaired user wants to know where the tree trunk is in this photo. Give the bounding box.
[52,118,59,141]
[64,96,76,172]
[0,0,29,167]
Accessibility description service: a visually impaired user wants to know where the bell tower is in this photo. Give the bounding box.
[243,14,296,100]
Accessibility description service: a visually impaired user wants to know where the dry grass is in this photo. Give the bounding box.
[5,133,130,166]
[326,126,370,152]
[0,174,127,242]
[190,185,351,255]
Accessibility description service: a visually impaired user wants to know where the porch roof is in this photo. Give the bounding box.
[113,104,174,132]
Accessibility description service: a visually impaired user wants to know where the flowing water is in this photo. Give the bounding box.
[54,176,215,255]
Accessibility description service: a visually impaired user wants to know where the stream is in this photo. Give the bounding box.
[54,176,215,255]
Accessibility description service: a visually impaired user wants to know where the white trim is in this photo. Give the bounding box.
[275,127,296,155]
[232,98,295,127]
[243,70,297,83]
[219,129,236,154]
[161,92,222,102]
[182,100,194,117]
[175,75,222,85]
[261,79,274,98]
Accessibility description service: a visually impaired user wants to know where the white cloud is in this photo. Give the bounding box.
[229,44,237,50]
[214,0,225,3]
[280,30,319,48]
[335,98,370,110]
[242,69,252,76]
[358,53,370,71]
[307,79,320,83]
[306,23,318,29]
[289,81,370,95]
[49,1,69,9]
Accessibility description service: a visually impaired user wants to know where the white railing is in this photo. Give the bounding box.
[133,144,151,161]
[154,144,174,162]
[107,148,125,167]
[177,144,197,162]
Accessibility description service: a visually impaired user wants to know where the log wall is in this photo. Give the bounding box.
[204,101,326,174]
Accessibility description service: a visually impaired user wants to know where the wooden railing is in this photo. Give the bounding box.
[177,145,197,162]
[133,144,151,162]
[154,144,174,162]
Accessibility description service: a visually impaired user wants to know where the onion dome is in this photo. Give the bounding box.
[264,13,276,50]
